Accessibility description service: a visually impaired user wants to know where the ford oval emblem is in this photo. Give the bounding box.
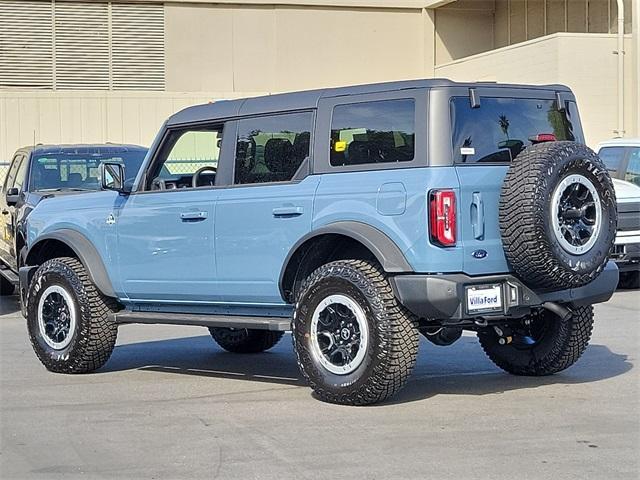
[472,249,487,259]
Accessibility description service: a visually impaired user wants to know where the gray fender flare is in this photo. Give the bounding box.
[279,221,413,298]
[26,229,116,298]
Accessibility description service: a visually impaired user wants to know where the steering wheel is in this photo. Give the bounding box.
[192,166,217,188]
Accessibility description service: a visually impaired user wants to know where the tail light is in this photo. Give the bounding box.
[429,190,456,247]
[529,133,557,143]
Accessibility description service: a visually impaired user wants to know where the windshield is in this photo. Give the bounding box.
[29,150,147,192]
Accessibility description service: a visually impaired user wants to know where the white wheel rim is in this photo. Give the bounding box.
[309,294,369,375]
[550,174,602,255]
[37,285,77,350]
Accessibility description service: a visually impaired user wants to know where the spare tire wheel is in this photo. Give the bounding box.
[499,141,617,289]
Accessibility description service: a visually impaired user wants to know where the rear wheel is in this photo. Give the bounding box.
[292,260,419,406]
[478,306,594,376]
[26,257,118,373]
[208,328,284,353]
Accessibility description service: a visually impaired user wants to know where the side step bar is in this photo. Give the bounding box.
[115,311,291,331]
[0,266,19,285]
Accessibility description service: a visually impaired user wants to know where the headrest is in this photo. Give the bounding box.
[264,138,293,173]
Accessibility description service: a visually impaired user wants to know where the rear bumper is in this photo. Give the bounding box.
[390,261,619,320]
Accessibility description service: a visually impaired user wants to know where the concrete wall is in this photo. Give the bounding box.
[435,33,637,146]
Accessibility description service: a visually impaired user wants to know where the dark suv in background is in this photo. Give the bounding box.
[0,144,147,295]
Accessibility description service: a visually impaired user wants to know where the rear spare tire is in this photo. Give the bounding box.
[500,141,616,289]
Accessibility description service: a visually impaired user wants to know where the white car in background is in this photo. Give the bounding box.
[597,139,640,288]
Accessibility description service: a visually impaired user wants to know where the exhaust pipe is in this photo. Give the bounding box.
[542,301,572,321]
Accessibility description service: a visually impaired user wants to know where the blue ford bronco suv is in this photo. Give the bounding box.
[19,80,618,405]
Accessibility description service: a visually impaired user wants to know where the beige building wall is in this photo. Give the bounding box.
[165,3,430,93]
[435,33,637,146]
[0,2,437,162]
[434,0,495,64]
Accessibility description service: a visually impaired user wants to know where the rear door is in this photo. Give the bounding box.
[450,88,584,275]
[214,111,317,304]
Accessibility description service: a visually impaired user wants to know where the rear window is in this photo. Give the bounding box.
[330,99,415,167]
[451,97,582,164]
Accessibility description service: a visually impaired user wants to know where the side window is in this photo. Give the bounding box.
[626,148,640,187]
[148,126,223,190]
[330,99,415,167]
[3,155,23,191]
[234,112,312,185]
[598,147,626,176]
[13,155,29,191]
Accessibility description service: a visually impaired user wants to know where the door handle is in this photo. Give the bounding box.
[471,192,485,240]
[272,206,304,218]
[180,211,208,221]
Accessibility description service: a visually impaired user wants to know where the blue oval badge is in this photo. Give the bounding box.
[472,249,488,259]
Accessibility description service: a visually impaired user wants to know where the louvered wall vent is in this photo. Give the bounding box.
[0,1,54,88]
[0,1,165,90]
[55,1,110,90]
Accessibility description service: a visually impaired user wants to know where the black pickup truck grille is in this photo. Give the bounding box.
[618,201,640,231]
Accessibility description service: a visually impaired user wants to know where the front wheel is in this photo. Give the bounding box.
[26,257,119,373]
[478,306,594,376]
[292,260,419,406]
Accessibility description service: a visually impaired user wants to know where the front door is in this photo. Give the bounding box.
[0,154,26,270]
[214,111,317,304]
[116,125,226,303]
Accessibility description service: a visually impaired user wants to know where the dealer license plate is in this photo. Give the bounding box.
[466,284,503,314]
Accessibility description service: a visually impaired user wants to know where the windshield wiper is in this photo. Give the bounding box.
[36,187,95,192]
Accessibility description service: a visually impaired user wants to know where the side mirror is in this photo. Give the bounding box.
[100,162,126,193]
[5,187,19,207]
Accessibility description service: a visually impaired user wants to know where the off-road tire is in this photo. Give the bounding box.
[0,274,14,296]
[208,328,284,353]
[27,257,118,373]
[618,271,640,289]
[292,260,419,406]
[500,141,617,289]
[478,305,594,376]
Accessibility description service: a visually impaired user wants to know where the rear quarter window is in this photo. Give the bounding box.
[451,97,582,164]
[330,99,415,167]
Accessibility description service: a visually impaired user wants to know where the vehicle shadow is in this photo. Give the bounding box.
[0,295,20,315]
[102,333,633,405]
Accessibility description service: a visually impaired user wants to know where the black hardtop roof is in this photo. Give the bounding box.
[18,143,147,156]
[167,78,572,126]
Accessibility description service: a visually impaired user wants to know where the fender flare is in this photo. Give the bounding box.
[279,221,413,298]
[26,229,116,298]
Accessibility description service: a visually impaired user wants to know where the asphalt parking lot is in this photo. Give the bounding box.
[1,291,638,480]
